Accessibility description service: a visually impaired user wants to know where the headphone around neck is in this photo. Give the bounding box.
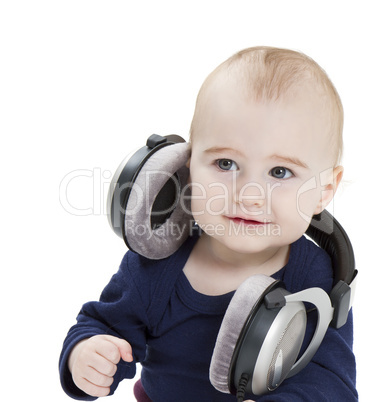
[107,134,358,398]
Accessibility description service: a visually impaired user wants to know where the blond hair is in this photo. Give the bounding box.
[190,46,343,165]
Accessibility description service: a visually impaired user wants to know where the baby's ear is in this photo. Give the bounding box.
[313,166,344,215]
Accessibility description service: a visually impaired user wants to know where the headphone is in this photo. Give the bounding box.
[107,134,358,398]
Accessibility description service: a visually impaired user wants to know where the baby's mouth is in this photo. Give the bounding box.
[229,217,270,226]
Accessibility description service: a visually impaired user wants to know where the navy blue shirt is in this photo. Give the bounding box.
[59,235,357,401]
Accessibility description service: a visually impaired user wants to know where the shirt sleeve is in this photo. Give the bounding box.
[254,241,358,401]
[59,251,151,400]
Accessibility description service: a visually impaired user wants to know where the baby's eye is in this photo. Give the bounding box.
[216,159,239,171]
[269,166,293,179]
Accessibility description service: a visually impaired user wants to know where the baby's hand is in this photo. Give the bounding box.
[68,334,133,397]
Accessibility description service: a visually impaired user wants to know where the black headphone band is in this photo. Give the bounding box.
[306,210,356,286]
[306,210,357,328]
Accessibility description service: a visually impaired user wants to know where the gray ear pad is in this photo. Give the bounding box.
[123,142,193,259]
[210,274,277,394]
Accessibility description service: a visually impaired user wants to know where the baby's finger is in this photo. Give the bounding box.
[83,365,114,388]
[91,337,121,364]
[99,335,133,363]
[74,376,110,398]
[89,351,118,377]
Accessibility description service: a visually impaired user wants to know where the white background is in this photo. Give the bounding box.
[1,1,390,400]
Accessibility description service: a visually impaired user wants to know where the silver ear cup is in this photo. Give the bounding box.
[250,302,306,394]
[236,286,334,396]
[229,293,306,396]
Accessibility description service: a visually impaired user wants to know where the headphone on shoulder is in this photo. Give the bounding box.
[107,134,358,398]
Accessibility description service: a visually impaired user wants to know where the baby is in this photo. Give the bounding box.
[60,47,357,401]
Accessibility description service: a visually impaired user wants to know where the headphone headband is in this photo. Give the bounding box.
[306,211,356,285]
[306,210,357,328]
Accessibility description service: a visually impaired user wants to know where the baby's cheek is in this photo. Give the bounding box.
[190,196,205,218]
[296,187,321,222]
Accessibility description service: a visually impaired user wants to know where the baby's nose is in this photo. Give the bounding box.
[239,195,265,208]
[236,183,265,208]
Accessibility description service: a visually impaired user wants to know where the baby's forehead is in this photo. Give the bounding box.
[196,79,338,165]
[208,65,327,105]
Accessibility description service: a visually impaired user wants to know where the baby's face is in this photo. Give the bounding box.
[189,80,336,255]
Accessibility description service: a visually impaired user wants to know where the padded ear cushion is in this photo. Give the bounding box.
[123,141,193,259]
[210,274,277,394]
